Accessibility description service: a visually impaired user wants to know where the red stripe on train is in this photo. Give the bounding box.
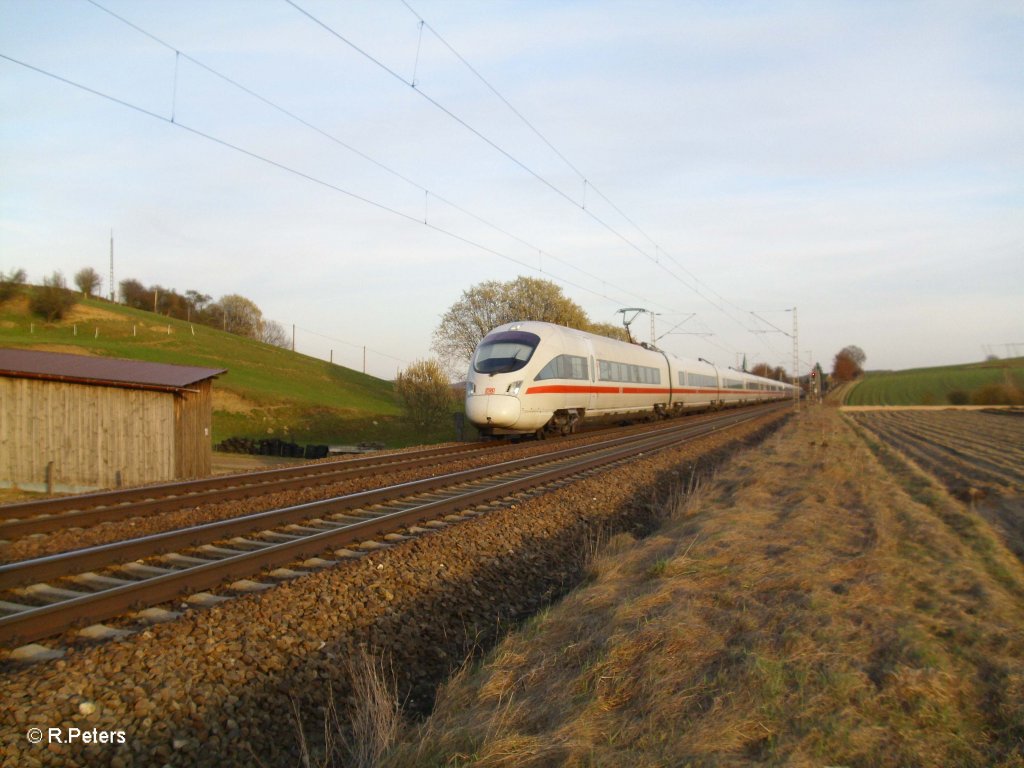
[523,385,621,395]
[521,385,784,397]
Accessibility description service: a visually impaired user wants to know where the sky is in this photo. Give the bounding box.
[1,0,1022,379]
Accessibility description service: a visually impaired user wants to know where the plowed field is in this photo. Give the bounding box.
[852,409,1024,564]
[851,410,1024,500]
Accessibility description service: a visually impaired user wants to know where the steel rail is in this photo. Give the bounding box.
[0,404,784,647]
[0,408,734,539]
[0,408,768,590]
[0,442,493,537]
[0,407,734,526]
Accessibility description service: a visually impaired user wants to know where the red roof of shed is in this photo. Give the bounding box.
[0,348,226,391]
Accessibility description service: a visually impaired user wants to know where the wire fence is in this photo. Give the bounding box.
[1,309,412,381]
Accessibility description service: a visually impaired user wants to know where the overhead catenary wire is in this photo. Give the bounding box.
[6,6,790,368]
[83,0,681,319]
[283,1,740,321]
[0,52,649,317]
[75,1,764,361]
[288,325,411,365]
[396,0,788,353]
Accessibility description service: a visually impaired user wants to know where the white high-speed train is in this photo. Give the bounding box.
[465,321,795,437]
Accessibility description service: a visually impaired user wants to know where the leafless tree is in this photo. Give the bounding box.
[260,319,290,349]
[217,294,263,339]
[0,268,26,303]
[74,267,102,297]
[30,271,77,321]
[431,276,593,374]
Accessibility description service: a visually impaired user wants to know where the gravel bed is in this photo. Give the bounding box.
[1,418,713,564]
[1,410,787,767]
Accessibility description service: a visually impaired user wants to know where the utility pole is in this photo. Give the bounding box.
[792,306,799,412]
[109,230,115,302]
[749,306,800,412]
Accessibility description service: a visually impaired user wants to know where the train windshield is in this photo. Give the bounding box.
[472,331,540,375]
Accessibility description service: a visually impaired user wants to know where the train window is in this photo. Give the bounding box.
[596,359,662,384]
[535,354,589,381]
[746,381,758,390]
[574,356,587,379]
[472,331,540,374]
[686,372,717,388]
[724,378,743,389]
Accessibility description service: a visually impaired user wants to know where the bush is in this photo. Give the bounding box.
[395,359,454,430]
[29,272,77,322]
[970,384,1024,406]
[947,390,970,405]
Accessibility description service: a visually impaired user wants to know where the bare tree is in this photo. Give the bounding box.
[260,319,290,349]
[750,363,788,381]
[30,271,77,321]
[119,278,148,309]
[217,294,263,339]
[74,267,102,298]
[586,321,631,342]
[185,289,211,320]
[431,277,592,373]
[0,268,26,303]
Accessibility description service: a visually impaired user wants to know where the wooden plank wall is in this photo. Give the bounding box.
[174,379,214,478]
[0,377,177,492]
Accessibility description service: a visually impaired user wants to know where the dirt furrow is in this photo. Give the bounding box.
[868,415,1024,484]
[854,417,1019,499]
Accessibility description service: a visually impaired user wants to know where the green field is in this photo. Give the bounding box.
[0,295,452,446]
[845,358,1024,406]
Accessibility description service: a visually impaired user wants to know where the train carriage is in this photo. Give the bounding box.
[465,321,795,437]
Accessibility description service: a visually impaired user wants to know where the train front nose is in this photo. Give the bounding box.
[465,393,522,429]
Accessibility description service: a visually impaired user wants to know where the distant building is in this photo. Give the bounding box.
[0,348,225,493]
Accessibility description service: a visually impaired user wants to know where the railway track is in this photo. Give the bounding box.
[0,403,784,650]
[0,411,732,544]
[0,442,492,539]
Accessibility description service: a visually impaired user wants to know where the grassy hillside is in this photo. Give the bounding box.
[846,358,1024,406]
[0,295,445,446]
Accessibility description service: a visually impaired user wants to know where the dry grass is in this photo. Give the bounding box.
[276,648,403,768]
[212,388,261,415]
[385,407,1024,767]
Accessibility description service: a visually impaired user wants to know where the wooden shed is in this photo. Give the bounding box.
[0,348,225,493]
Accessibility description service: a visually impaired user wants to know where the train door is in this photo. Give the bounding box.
[584,338,598,415]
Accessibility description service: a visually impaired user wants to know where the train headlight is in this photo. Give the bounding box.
[466,381,475,394]
[507,380,523,396]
